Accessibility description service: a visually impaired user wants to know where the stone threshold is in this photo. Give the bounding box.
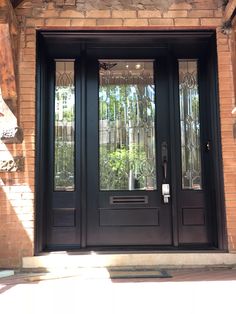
[22,252,236,270]
[0,270,15,278]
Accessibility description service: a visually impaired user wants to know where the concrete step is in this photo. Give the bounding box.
[0,270,14,278]
[22,252,236,270]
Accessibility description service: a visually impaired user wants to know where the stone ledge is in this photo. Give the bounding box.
[0,156,25,172]
[0,270,14,278]
[0,126,23,143]
[22,253,236,270]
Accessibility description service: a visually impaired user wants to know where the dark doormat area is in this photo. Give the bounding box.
[107,267,172,279]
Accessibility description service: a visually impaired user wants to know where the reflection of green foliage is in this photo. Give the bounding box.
[99,83,156,190]
[191,96,199,120]
[99,85,155,123]
[55,109,74,122]
[54,142,74,189]
[62,109,74,122]
[100,144,155,190]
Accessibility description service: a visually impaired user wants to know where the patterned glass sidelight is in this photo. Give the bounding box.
[99,60,157,191]
[54,60,75,191]
[178,60,202,190]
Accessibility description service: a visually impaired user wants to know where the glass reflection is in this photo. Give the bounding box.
[179,60,202,190]
[54,60,75,191]
[99,60,157,191]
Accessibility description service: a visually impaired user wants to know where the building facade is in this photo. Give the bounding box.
[0,0,236,267]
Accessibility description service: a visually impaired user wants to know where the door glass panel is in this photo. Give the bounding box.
[99,60,157,191]
[178,60,202,190]
[54,60,75,191]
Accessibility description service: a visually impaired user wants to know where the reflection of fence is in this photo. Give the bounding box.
[99,76,157,191]
[99,119,154,146]
[54,122,75,191]
[99,113,157,191]
[55,122,74,141]
[54,141,74,191]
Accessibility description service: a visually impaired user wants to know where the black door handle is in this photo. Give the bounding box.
[161,141,168,181]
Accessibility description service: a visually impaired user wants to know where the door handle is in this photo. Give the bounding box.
[161,141,168,181]
[163,159,167,181]
[161,141,170,203]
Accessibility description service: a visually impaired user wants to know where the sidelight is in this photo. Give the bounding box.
[178,60,202,190]
[54,60,75,191]
[99,60,157,191]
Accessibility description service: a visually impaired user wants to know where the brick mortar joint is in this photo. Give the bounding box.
[15,9,226,20]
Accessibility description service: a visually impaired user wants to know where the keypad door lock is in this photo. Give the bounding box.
[162,183,170,204]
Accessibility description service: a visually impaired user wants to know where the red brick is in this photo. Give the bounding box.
[169,3,192,10]
[188,10,214,17]
[96,19,123,26]
[200,18,222,26]
[174,18,199,26]
[137,10,161,18]
[112,10,137,18]
[123,19,148,26]
[86,10,111,18]
[26,18,44,27]
[163,10,188,18]
[60,10,84,18]
[2,0,236,265]
[70,19,96,27]
[149,18,174,26]
[45,18,70,26]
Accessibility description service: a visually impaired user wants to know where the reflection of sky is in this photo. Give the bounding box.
[55,86,75,110]
[99,84,155,117]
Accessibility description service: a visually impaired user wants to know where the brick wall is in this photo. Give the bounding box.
[0,0,236,267]
[217,27,236,251]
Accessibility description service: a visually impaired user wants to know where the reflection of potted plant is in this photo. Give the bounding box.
[100,144,156,191]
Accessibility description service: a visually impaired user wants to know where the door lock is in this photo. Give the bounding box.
[161,142,170,203]
[162,183,170,204]
[161,141,168,181]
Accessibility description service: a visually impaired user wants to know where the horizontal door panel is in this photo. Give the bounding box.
[182,208,205,226]
[99,208,159,227]
[53,208,76,227]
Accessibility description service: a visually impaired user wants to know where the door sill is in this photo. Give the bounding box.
[40,245,225,255]
[23,251,234,270]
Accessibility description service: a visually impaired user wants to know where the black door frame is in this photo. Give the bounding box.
[86,48,173,247]
[35,30,227,253]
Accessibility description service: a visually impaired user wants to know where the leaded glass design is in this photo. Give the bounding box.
[179,60,202,190]
[99,60,157,191]
[54,60,75,191]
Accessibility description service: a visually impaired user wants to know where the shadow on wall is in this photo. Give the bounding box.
[0,90,34,268]
[0,175,34,268]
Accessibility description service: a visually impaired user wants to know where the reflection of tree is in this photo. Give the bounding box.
[54,84,75,190]
[100,144,156,190]
[99,82,157,191]
[180,66,201,189]
[54,142,74,189]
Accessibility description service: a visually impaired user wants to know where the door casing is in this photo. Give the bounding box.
[35,30,227,253]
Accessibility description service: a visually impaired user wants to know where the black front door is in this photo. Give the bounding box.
[37,32,225,251]
[86,49,172,246]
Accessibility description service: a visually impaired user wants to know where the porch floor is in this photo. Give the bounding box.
[1,267,236,314]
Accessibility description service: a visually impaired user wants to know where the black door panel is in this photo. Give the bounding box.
[37,34,221,250]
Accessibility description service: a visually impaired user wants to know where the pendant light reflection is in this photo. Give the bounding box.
[99,59,157,191]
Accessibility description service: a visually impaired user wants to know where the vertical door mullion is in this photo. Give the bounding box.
[79,47,87,248]
[47,59,55,246]
[168,51,179,247]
